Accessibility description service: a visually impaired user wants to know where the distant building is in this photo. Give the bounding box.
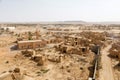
[1,26,15,31]
[17,40,46,49]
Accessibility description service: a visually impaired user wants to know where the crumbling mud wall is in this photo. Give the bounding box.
[21,50,44,66]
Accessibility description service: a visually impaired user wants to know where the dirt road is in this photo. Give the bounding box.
[99,45,114,80]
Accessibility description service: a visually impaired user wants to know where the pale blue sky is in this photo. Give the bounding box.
[0,0,120,22]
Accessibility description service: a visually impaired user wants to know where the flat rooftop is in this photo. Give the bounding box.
[18,40,42,43]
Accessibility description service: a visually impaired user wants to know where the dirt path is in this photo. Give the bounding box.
[99,45,114,80]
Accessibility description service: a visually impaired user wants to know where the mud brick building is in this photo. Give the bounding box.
[18,40,46,49]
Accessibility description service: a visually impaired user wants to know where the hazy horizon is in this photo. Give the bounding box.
[0,0,120,22]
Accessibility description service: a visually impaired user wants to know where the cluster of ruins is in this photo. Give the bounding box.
[0,23,120,80]
[109,42,120,61]
[109,42,120,65]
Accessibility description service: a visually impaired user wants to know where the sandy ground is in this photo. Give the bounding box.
[99,44,115,80]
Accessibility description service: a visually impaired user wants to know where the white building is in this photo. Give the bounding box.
[1,26,15,31]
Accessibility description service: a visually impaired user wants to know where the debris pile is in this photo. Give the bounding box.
[22,50,34,57]
[11,68,23,80]
[32,56,44,66]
